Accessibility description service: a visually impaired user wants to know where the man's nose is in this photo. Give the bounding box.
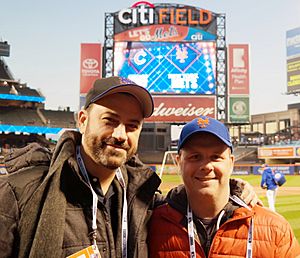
[112,124,128,141]
[200,160,213,173]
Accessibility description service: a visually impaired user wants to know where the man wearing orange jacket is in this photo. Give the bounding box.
[148,116,300,257]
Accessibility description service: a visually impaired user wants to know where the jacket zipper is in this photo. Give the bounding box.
[207,210,253,257]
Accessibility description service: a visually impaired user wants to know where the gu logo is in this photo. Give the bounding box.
[197,117,210,128]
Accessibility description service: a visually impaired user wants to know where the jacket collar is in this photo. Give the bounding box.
[166,185,253,221]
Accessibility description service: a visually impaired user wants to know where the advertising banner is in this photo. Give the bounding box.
[114,25,217,42]
[80,43,102,94]
[258,146,295,159]
[229,96,249,123]
[253,165,295,175]
[228,44,249,95]
[286,28,300,93]
[232,165,250,175]
[287,55,300,92]
[286,27,300,58]
[145,96,216,122]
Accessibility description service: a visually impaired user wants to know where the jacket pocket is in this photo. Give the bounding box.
[63,207,91,250]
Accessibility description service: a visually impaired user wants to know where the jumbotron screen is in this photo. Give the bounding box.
[114,41,216,94]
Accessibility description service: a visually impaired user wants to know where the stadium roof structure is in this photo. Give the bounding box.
[0,54,45,103]
[0,58,13,80]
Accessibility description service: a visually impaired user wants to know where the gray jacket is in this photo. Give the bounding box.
[0,131,161,258]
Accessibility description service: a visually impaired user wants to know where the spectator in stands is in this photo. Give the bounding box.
[148,116,300,257]
[260,164,278,212]
[0,77,259,258]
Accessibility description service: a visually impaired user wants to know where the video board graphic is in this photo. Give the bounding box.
[114,41,216,94]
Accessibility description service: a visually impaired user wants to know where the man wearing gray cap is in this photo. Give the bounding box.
[0,76,161,258]
[0,77,259,258]
[148,116,300,257]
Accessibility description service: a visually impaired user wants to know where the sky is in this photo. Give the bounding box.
[0,0,300,115]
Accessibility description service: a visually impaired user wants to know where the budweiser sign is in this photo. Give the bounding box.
[146,96,216,122]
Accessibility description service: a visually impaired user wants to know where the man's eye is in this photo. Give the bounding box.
[189,154,201,160]
[211,155,222,160]
[103,117,117,124]
[127,124,139,130]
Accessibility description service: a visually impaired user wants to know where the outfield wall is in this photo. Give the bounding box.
[151,163,300,175]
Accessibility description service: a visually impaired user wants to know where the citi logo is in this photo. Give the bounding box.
[82,58,98,69]
[118,1,154,25]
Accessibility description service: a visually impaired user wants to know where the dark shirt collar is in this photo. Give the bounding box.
[88,174,115,204]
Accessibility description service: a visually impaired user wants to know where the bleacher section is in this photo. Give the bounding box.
[233,146,258,163]
[1,106,45,126]
[41,109,76,128]
[0,106,76,129]
[0,83,45,107]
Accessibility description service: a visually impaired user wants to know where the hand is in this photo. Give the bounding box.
[261,185,267,190]
[234,178,264,207]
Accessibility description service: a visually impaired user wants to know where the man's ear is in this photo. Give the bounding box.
[175,153,180,166]
[78,109,88,134]
[231,154,235,164]
[175,153,182,175]
[230,153,235,176]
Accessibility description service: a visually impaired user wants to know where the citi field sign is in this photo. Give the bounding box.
[118,1,212,26]
[114,1,218,40]
[111,1,220,120]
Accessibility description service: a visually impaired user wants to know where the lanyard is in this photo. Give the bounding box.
[76,146,128,258]
[246,217,253,258]
[187,196,253,258]
[187,203,196,258]
[229,195,253,258]
[116,165,128,258]
[76,146,98,245]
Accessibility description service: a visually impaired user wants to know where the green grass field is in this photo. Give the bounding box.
[159,174,300,243]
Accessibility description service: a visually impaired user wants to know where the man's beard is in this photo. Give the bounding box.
[90,136,132,170]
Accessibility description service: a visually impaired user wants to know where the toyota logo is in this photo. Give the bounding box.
[82,59,98,69]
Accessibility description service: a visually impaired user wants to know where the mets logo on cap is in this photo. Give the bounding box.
[197,117,210,128]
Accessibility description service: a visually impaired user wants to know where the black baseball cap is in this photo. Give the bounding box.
[84,76,154,118]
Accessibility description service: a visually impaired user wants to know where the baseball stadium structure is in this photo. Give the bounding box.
[0,41,76,158]
[2,2,300,175]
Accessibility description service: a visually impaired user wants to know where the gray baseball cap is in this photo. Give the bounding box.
[84,76,154,118]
